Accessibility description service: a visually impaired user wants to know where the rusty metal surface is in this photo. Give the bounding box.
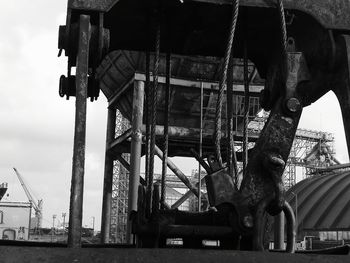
[333,35,350,160]
[189,0,350,30]
[68,0,350,30]
[127,81,145,243]
[68,0,118,12]
[68,14,91,248]
[0,246,349,263]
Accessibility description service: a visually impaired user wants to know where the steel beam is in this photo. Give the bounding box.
[67,14,91,248]
[126,80,145,243]
[154,145,199,197]
[100,108,116,243]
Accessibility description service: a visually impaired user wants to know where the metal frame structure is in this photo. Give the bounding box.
[50,0,350,261]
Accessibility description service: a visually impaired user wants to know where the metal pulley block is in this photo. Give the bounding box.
[58,22,110,67]
[59,75,100,101]
[205,168,237,207]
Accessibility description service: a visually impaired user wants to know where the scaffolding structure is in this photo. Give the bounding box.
[110,105,337,242]
[110,111,130,243]
[248,114,337,189]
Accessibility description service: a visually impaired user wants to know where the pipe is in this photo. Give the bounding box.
[126,80,145,243]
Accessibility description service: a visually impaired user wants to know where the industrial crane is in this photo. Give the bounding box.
[13,167,43,231]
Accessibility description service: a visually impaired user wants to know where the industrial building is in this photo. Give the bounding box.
[286,169,350,246]
[0,202,31,241]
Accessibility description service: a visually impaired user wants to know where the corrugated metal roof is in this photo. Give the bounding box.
[286,171,350,232]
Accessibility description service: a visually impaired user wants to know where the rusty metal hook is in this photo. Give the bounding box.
[253,196,296,253]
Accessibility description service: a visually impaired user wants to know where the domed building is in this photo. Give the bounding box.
[286,169,350,243]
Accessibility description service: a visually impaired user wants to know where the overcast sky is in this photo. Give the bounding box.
[0,1,348,230]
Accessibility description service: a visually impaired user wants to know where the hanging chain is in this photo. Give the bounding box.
[214,0,240,167]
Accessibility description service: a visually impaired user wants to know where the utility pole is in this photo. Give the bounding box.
[92,216,95,236]
[52,214,57,242]
[62,213,67,236]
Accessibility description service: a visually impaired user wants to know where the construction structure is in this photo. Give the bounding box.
[0,202,31,241]
[109,109,338,242]
[5,0,350,262]
[13,168,43,233]
[248,114,337,189]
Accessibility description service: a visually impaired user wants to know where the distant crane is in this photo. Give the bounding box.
[13,168,43,231]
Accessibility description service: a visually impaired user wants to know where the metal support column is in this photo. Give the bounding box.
[68,14,91,248]
[198,82,203,211]
[126,80,145,243]
[100,108,116,243]
[274,212,285,250]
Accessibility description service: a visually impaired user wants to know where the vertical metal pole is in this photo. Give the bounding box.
[101,107,116,243]
[62,212,66,239]
[68,14,91,248]
[145,52,151,186]
[198,82,203,212]
[295,193,298,238]
[126,80,145,243]
[161,52,171,209]
[243,39,249,174]
[274,212,285,250]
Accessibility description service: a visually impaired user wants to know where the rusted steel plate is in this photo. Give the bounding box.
[68,0,350,30]
[68,0,119,12]
[191,0,350,30]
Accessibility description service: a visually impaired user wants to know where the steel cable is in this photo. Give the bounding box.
[243,40,249,174]
[277,0,287,54]
[147,23,161,216]
[161,51,171,209]
[214,0,239,167]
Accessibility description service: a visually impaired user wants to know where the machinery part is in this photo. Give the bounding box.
[253,197,296,253]
[58,11,109,102]
[58,24,109,67]
[333,34,350,160]
[205,168,237,207]
[67,14,91,248]
[240,51,309,216]
[59,75,100,101]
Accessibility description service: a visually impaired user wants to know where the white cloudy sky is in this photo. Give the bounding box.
[0,1,348,230]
